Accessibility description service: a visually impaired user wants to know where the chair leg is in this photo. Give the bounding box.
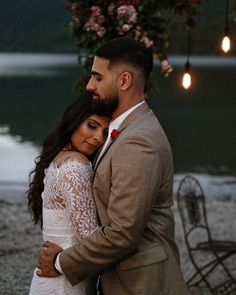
[187,256,236,295]
[187,258,223,294]
[187,255,219,284]
[187,269,216,294]
[216,256,236,284]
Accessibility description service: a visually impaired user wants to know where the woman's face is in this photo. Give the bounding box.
[71,114,110,157]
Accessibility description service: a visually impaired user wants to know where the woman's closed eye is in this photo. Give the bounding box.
[87,122,97,129]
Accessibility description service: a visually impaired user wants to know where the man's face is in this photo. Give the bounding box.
[86,56,119,117]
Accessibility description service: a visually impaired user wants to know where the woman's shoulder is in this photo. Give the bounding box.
[52,151,90,168]
[65,151,90,165]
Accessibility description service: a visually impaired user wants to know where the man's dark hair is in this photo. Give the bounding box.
[95,37,153,84]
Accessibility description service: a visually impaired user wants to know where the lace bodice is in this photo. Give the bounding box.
[29,158,98,295]
[42,158,98,242]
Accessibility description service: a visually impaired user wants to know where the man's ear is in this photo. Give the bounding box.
[119,72,132,90]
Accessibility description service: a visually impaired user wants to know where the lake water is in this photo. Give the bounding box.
[0,53,236,198]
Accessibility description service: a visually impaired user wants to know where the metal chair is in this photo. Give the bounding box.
[177,175,236,294]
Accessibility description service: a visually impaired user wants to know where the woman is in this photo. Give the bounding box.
[28,91,110,294]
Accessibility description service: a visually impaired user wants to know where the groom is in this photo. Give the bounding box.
[38,37,189,294]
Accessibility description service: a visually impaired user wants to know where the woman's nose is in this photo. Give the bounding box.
[93,132,105,145]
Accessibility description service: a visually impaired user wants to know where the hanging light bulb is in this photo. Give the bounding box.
[182,61,191,89]
[182,30,192,90]
[221,0,231,53]
[221,27,230,53]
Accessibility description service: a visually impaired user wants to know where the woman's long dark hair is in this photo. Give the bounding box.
[27,91,102,227]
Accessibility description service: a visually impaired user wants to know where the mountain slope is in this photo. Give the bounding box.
[1,0,75,52]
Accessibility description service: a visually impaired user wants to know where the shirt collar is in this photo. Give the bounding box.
[108,101,145,134]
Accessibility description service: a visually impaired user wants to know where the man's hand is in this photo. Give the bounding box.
[37,240,63,277]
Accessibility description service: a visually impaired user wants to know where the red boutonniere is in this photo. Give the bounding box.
[110,129,120,140]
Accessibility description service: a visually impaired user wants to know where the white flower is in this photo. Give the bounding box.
[122,24,131,31]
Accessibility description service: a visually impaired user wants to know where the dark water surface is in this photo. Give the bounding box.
[0,54,236,184]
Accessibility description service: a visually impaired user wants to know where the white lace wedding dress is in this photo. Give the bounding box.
[29,158,98,295]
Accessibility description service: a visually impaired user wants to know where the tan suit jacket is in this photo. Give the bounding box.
[60,102,189,294]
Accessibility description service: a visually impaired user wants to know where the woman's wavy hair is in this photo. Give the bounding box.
[27,91,105,227]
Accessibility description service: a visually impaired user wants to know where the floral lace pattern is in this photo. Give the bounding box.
[42,158,98,239]
[29,158,98,295]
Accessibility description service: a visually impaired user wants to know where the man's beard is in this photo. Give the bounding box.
[91,93,119,117]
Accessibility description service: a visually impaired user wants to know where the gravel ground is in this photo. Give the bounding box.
[0,184,235,295]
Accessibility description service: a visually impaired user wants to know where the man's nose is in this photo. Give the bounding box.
[86,78,95,91]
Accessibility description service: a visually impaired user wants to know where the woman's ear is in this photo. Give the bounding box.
[119,71,132,90]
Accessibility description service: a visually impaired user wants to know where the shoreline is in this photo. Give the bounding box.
[0,180,235,294]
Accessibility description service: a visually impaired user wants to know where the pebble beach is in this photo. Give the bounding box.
[0,175,235,295]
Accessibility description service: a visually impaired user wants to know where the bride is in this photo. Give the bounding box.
[27,91,110,294]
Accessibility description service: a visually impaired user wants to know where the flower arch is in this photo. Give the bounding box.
[64,0,201,86]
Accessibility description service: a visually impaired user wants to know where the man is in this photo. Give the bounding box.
[38,37,189,294]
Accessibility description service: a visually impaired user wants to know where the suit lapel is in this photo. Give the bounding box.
[93,101,150,174]
[93,129,122,173]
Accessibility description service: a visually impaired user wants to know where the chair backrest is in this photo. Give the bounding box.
[177,175,211,249]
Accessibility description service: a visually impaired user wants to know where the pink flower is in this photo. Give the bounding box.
[83,6,105,38]
[140,35,153,48]
[107,3,116,15]
[117,5,137,24]
[110,129,120,140]
[161,59,173,77]
[97,27,106,37]
[90,6,101,17]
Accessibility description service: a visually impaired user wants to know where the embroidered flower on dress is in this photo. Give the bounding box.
[110,129,120,140]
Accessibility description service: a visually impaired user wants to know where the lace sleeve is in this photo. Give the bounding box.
[58,160,98,239]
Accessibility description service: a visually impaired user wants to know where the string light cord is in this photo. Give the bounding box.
[224,0,230,35]
[185,30,191,73]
